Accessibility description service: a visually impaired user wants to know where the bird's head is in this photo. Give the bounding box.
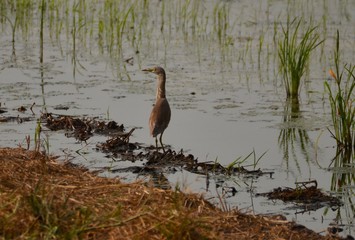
[142,66,165,76]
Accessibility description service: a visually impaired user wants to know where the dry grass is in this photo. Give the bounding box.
[0,147,343,240]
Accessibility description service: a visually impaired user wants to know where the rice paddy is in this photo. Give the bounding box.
[0,0,354,238]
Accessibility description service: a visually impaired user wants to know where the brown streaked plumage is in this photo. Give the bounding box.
[142,66,171,152]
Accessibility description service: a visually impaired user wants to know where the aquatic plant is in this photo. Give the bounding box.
[225,149,266,175]
[325,31,355,150]
[278,18,323,99]
[325,32,355,231]
[258,30,265,68]
[213,1,235,63]
[34,119,42,153]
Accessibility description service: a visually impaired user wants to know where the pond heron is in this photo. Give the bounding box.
[142,66,171,152]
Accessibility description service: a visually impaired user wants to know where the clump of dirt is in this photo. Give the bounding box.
[0,147,346,240]
[42,112,125,142]
[257,180,343,212]
[96,127,138,154]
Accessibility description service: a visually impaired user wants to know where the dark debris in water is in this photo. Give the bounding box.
[257,180,342,211]
[0,104,35,122]
[146,149,195,167]
[18,102,35,114]
[185,160,266,176]
[53,105,70,110]
[96,128,138,154]
[105,147,271,179]
[17,106,27,112]
[0,107,6,114]
[42,112,125,142]
[0,115,33,123]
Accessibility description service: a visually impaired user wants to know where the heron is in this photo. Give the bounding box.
[142,66,171,153]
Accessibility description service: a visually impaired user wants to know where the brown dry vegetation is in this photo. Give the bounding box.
[0,147,344,240]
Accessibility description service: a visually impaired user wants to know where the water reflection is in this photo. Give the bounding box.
[1,14,17,62]
[278,99,312,172]
[39,0,47,112]
[329,148,355,232]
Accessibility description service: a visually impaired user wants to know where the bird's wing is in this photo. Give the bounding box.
[149,99,171,137]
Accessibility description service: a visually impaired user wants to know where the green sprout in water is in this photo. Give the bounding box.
[278,17,323,100]
[34,119,42,153]
[325,30,355,150]
[225,149,267,175]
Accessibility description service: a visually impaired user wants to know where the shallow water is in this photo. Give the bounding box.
[1,0,354,237]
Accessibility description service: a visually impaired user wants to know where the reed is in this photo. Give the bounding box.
[325,31,355,150]
[278,18,323,99]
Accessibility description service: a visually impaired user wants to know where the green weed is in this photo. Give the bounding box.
[213,2,234,49]
[27,183,94,239]
[34,119,42,152]
[226,149,266,174]
[278,17,323,99]
[325,30,355,150]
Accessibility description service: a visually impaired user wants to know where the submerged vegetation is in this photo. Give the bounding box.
[0,0,235,67]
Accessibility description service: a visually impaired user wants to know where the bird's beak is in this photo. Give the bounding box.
[142,68,154,73]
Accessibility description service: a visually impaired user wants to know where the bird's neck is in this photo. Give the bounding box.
[156,74,166,99]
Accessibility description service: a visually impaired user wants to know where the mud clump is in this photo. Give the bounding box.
[257,180,342,212]
[42,112,125,142]
[96,127,137,154]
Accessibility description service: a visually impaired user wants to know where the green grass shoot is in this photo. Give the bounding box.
[278,17,323,99]
[325,30,355,150]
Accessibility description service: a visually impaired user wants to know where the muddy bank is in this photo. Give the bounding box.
[0,147,346,239]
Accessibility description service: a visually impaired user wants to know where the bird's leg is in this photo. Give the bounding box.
[159,132,165,153]
[155,137,158,152]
